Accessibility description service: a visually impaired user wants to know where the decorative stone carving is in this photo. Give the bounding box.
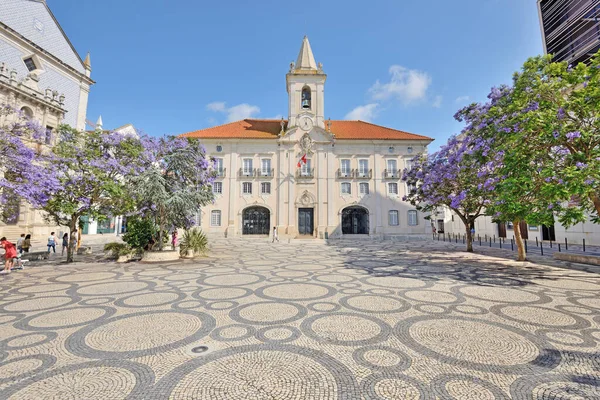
[289,61,295,72]
[300,133,314,154]
[295,190,316,206]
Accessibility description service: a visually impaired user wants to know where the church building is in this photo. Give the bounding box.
[181,37,434,239]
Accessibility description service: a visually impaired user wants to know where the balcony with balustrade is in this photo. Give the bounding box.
[383,169,401,179]
[296,168,315,179]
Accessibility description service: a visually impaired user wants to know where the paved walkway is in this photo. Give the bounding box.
[0,238,599,399]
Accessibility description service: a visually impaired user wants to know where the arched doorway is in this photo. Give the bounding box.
[341,207,369,234]
[242,207,270,235]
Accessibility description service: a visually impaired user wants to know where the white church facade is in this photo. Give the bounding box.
[181,37,434,239]
[0,0,93,240]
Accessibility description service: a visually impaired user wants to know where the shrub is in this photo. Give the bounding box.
[179,228,208,257]
[122,217,157,251]
[104,242,130,259]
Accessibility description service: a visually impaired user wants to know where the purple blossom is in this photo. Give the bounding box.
[566,131,581,141]
[557,108,565,120]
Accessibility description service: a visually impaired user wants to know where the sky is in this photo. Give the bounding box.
[50,0,544,149]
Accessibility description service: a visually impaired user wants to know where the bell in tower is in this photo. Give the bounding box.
[301,86,311,109]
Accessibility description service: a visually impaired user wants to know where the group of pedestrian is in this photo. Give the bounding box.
[0,236,27,274]
[0,230,77,275]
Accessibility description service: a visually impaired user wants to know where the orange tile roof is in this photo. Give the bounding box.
[179,119,433,141]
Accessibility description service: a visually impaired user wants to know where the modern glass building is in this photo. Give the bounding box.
[538,0,600,65]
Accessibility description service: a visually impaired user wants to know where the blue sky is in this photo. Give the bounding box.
[51,0,543,148]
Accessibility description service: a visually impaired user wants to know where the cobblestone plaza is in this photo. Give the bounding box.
[0,238,599,399]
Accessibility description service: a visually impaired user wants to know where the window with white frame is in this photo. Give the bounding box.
[214,158,224,174]
[212,181,222,194]
[261,159,271,176]
[242,182,252,195]
[408,210,418,226]
[261,182,271,194]
[243,158,253,176]
[388,182,398,195]
[405,159,414,171]
[341,182,351,195]
[211,210,221,226]
[407,182,417,195]
[301,159,311,176]
[387,159,397,174]
[359,182,369,195]
[340,159,351,176]
[358,159,369,177]
[389,210,399,226]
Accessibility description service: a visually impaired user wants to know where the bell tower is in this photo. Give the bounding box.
[286,36,326,130]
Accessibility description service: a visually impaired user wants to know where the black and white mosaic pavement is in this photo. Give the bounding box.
[0,238,600,399]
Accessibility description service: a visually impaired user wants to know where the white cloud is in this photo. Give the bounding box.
[455,95,470,104]
[432,95,443,108]
[225,103,260,122]
[369,65,432,105]
[206,102,260,122]
[345,103,378,122]
[206,101,226,112]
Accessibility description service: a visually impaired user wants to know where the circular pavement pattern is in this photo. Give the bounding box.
[1,237,599,398]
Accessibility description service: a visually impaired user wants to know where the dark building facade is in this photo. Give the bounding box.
[538,0,600,65]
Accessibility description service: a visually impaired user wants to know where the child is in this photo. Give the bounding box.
[0,237,17,274]
[13,253,28,270]
[171,231,178,250]
[272,226,279,243]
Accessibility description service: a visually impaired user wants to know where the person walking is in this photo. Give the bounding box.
[0,237,17,274]
[272,226,279,243]
[171,231,178,250]
[47,232,57,254]
[16,233,25,254]
[61,233,69,256]
[22,234,31,253]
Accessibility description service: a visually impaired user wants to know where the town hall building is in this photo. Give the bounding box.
[181,37,434,239]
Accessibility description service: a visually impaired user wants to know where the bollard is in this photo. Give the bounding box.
[558,243,561,252]
[525,240,528,253]
[565,238,568,251]
[479,236,482,246]
[489,238,492,247]
[550,240,552,248]
[511,239,514,251]
[463,235,465,244]
[583,239,586,252]
[433,233,435,240]
[443,233,446,242]
[456,235,458,244]
[500,239,502,249]
[536,237,538,247]
[540,242,543,256]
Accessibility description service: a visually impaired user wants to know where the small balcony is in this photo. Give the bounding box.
[239,168,254,178]
[214,168,226,178]
[336,169,352,179]
[384,169,400,179]
[256,168,274,178]
[354,169,372,179]
[296,168,314,179]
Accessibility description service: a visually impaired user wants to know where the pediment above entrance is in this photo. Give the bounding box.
[279,126,334,149]
[295,190,317,206]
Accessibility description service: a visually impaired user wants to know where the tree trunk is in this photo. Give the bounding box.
[158,206,164,251]
[465,222,473,252]
[513,219,527,261]
[590,193,600,219]
[66,216,77,263]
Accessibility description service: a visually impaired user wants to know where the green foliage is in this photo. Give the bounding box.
[122,217,157,251]
[179,228,208,257]
[104,242,131,258]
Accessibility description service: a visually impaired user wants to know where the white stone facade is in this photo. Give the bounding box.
[183,37,434,239]
[0,0,93,240]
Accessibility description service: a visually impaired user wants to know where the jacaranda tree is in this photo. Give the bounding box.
[43,125,146,262]
[129,136,215,251]
[0,105,60,222]
[403,134,495,252]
